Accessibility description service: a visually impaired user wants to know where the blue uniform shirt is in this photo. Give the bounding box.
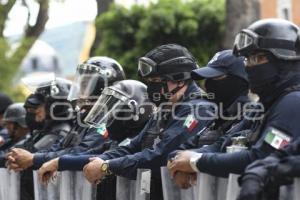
[58,82,215,179]
[195,91,300,177]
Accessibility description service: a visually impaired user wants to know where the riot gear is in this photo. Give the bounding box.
[3,103,27,128]
[68,56,126,102]
[85,80,153,140]
[233,18,300,60]
[138,44,198,81]
[138,44,199,106]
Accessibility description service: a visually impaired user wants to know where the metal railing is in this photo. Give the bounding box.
[0,168,297,200]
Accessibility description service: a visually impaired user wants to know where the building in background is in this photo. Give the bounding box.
[259,0,300,25]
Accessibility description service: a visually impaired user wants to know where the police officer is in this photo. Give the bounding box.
[168,19,300,179]
[6,57,126,171]
[37,80,152,200]
[54,80,153,200]
[0,103,29,152]
[38,44,215,200]
[0,92,13,146]
[169,49,253,188]
[238,137,300,200]
[179,49,250,149]
[6,78,73,200]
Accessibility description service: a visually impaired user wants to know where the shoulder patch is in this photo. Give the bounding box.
[96,123,109,139]
[264,127,291,150]
[184,114,198,132]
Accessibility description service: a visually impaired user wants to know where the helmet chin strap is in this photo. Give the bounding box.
[162,81,186,101]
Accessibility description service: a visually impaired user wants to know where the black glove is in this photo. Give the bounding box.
[237,175,263,200]
[275,155,300,177]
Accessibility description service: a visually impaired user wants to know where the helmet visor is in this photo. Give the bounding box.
[68,64,110,101]
[84,87,130,128]
[21,73,56,93]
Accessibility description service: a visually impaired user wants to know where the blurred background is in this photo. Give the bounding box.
[0,0,299,101]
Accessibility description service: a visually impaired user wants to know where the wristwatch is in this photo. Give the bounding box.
[100,161,112,175]
[189,153,202,172]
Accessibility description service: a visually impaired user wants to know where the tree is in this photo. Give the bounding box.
[222,0,260,49]
[0,0,49,100]
[90,0,114,56]
[93,0,225,79]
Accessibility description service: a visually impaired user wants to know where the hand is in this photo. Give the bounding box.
[173,171,197,189]
[38,158,59,184]
[6,148,34,171]
[237,177,263,200]
[83,157,106,184]
[168,150,200,177]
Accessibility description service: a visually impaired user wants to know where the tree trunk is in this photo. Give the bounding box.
[0,0,17,37]
[90,0,114,56]
[25,0,49,37]
[96,0,113,16]
[222,0,260,49]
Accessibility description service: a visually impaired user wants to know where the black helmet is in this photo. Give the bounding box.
[138,44,198,81]
[68,56,126,102]
[35,77,71,100]
[22,76,72,119]
[233,18,300,60]
[3,103,27,128]
[0,92,13,114]
[36,78,72,119]
[84,80,153,139]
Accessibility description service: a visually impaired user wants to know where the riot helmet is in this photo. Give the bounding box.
[233,18,300,60]
[22,75,72,120]
[3,103,27,128]
[84,80,153,140]
[138,44,198,81]
[68,56,126,103]
[138,44,198,106]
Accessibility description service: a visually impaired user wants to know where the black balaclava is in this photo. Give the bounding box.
[25,112,45,131]
[147,81,185,107]
[247,57,300,106]
[205,75,249,108]
[24,94,45,131]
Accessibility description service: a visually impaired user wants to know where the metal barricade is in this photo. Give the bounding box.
[161,166,244,200]
[292,178,300,200]
[33,170,96,200]
[116,169,151,200]
[161,167,197,200]
[33,170,61,200]
[0,168,20,200]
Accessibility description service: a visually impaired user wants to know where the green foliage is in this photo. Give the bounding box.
[93,0,225,79]
[0,37,36,101]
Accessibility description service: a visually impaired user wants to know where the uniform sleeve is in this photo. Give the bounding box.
[57,123,151,171]
[33,130,107,169]
[195,92,300,177]
[107,104,213,179]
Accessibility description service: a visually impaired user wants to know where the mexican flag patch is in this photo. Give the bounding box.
[184,114,198,132]
[264,128,291,150]
[96,123,109,139]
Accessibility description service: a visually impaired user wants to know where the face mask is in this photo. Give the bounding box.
[205,76,249,107]
[146,82,168,107]
[246,62,279,97]
[147,81,185,107]
[25,112,45,131]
